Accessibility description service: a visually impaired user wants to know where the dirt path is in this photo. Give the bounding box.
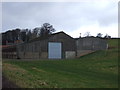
[2,76,19,88]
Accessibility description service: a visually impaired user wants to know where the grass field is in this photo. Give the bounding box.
[2,39,119,88]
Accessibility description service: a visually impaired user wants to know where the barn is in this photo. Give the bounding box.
[76,37,108,57]
[2,31,108,59]
[17,31,76,59]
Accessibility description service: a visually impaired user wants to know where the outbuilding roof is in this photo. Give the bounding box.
[28,31,74,43]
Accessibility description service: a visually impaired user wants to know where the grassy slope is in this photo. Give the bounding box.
[2,39,119,88]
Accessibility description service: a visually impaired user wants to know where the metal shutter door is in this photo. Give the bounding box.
[48,42,62,59]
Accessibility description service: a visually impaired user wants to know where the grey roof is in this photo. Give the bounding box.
[28,31,74,43]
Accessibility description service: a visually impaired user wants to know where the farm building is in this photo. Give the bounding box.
[2,31,108,59]
[17,31,76,59]
[76,37,108,57]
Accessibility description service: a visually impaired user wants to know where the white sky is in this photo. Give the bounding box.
[1,0,119,38]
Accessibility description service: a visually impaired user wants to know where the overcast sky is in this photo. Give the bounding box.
[2,0,118,38]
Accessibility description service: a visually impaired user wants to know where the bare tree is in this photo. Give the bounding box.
[84,32,91,37]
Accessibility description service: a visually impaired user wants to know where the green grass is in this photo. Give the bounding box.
[2,39,119,88]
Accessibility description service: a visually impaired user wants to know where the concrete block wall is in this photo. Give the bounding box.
[65,51,76,59]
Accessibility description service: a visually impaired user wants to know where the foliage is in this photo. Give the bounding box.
[104,34,111,39]
[96,33,103,38]
[39,23,55,37]
[2,23,55,45]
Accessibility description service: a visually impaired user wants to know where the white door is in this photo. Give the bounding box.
[48,42,62,59]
